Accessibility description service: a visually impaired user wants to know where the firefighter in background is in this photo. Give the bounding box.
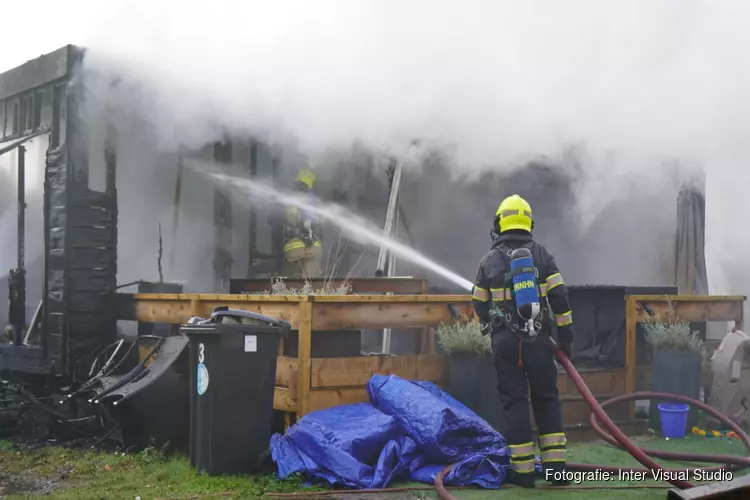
[472,194,575,488]
[283,169,323,277]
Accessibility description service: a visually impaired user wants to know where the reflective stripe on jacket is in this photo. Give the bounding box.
[472,230,574,342]
[284,238,322,253]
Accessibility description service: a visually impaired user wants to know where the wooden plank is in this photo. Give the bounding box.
[418,328,434,354]
[282,330,361,358]
[557,368,626,396]
[276,356,298,390]
[312,302,473,330]
[310,294,469,303]
[133,298,193,324]
[307,387,370,411]
[132,293,305,302]
[297,299,313,417]
[132,293,468,303]
[630,295,745,323]
[637,301,744,323]
[190,299,201,317]
[126,293,471,330]
[310,354,445,388]
[132,296,301,327]
[628,294,746,303]
[306,382,448,413]
[274,387,296,412]
[230,277,430,294]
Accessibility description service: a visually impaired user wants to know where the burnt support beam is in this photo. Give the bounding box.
[105,124,119,296]
[17,145,25,271]
[169,152,184,275]
[10,145,27,345]
[213,138,233,291]
[271,155,284,275]
[248,139,258,272]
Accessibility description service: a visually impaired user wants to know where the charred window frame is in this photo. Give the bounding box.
[0,100,5,140]
[20,94,34,133]
[8,98,19,137]
[36,86,53,130]
[0,86,56,141]
[51,84,67,147]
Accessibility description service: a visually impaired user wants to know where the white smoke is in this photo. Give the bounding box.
[2,0,750,298]
[0,138,48,325]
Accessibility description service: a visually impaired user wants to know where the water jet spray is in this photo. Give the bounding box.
[187,160,474,292]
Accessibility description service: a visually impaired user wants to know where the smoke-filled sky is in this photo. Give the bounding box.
[3,0,750,296]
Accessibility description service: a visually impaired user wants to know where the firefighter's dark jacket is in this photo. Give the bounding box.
[472,229,575,343]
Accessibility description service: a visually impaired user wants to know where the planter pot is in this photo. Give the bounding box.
[447,353,507,434]
[649,348,702,431]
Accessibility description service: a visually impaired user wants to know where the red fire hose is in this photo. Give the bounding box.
[434,347,750,499]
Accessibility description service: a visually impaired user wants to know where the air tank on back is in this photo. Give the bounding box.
[509,248,541,330]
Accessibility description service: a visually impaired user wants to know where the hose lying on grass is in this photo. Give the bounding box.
[265,482,672,498]
[434,343,750,499]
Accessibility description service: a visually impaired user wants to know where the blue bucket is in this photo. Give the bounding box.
[658,402,690,438]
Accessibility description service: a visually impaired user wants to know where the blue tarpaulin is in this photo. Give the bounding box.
[270,374,510,489]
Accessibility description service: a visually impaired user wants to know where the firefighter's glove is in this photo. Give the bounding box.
[488,308,504,328]
[559,341,574,360]
[301,221,314,245]
[479,322,492,336]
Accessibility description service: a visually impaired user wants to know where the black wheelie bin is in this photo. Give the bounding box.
[182,306,290,476]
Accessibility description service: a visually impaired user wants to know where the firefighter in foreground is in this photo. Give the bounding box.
[472,194,575,488]
[283,169,323,278]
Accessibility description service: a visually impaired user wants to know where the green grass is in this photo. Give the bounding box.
[0,436,747,499]
[0,441,324,499]
[438,435,750,500]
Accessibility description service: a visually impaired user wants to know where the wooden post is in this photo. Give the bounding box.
[284,412,292,431]
[169,153,184,276]
[297,297,313,417]
[417,279,431,354]
[213,139,233,291]
[121,292,746,427]
[625,295,637,420]
[190,299,201,318]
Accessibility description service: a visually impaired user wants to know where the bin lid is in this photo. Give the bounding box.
[209,307,291,329]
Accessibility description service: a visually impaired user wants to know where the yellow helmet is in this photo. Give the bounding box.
[295,169,317,189]
[495,194,533,233]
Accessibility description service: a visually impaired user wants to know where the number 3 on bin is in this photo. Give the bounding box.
[198,343,205,364]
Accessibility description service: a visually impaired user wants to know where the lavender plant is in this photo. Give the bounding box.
[437,317,492,355]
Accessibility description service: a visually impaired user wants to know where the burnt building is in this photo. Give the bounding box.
[0,45,709,380]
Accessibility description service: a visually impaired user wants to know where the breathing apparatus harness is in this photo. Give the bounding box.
[489,241,550,343]
[291,187,321,246]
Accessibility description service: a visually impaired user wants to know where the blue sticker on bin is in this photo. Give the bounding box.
[197,363,209,395]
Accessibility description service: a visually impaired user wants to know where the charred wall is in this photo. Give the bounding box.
[44,49,119,378]
[0,45,119,378]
